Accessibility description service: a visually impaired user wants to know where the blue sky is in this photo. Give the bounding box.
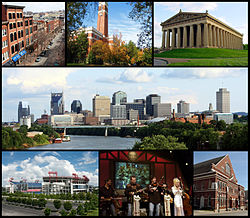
[2,151,99,186]
[3,2,65,12]
[154,2,248,47]
[2,68,248,122]
[194,152,248,190]
[79,2,142,45]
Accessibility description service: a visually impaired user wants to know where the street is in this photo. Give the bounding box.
[194,209,248,216]
[32,30,65,66]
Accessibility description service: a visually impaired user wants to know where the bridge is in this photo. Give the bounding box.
[52,125,146,137]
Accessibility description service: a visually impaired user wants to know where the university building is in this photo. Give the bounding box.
[193,155,245,211]
[161,10,243,50]
[71,2,114,52]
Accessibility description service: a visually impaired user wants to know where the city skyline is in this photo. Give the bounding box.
[2,151,99,187]
[154,2,248,47]
[2,68,247,122]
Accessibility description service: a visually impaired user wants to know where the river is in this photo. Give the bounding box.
[28,135,139,150]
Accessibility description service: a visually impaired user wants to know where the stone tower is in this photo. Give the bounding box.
[97,2,108,38]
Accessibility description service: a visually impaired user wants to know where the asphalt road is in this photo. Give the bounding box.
[153,58,168,66]
[194,209,248,216]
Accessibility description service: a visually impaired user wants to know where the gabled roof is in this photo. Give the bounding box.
[161,11,207,26]
[194,155,226,175]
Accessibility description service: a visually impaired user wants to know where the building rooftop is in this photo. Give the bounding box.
[194,155,226,175]
[3,4,25,9]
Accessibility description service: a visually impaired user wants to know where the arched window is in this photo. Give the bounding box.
[10,33,14,42]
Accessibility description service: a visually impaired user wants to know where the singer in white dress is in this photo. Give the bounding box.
[171,178,184,216]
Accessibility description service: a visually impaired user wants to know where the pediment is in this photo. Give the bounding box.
[161,12,206,26]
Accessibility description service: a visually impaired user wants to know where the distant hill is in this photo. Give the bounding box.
[233,112,248,116]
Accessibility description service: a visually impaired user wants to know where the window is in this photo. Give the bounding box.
[21,30,23,37]
[21,22,23,26]
[30,36,33,43]
[15,44,18,52]
[2,51,9,63]
[25,20,28,26]
[22,41,24,48]
[18,22,20,27]
[13,23,16,28]
[9,23,13,29]
[10,33,14,42]
[2,29,7,37]
[20,13,22,18]
[17,13,19,18]
[14,32,17,40]
[8,13,12,19]
[30,27,32,34]
[11,45,15,54]
[26,28,29,35]
[2,40,8,48]
[18,31,21,38]
[29,20,32,25]
[13,13,16,19]
[226,163,231,175]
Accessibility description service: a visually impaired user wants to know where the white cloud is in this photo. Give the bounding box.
[155,2,218,13]
[97,69,153,84]
[5,68,75,94]
[2,154,98,187]
[161,68,244,79]
[78,152,97,165]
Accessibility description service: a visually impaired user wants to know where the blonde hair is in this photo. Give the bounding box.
[173,178,180,186]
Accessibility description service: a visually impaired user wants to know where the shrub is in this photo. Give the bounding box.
[32,199,38,207]
[77,204,84,215]
[38,198,47,208]
[69,209,77,216]
[44,208,51,216]
[63,201,72,211]
[60,209,68,216]
[26,198,33,205]
[53,199,62,210]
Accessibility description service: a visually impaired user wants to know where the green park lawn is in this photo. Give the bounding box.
[154,48,248,66]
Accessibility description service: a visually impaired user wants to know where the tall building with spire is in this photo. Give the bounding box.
[18,101,30,123]
[50,92,64,115]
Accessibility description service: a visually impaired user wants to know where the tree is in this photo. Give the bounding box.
[53,199,62,210]
[125,40,139,64]
[44,208,51,216]
[128,2,152,48]
[18,125,28,135]
[133,135,187,150]
[63,201,72,211]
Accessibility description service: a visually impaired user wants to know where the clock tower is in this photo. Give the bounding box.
[97,2,108,38]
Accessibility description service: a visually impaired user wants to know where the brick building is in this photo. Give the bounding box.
[71,2,114,52]
[193,155,246,211]
[2,3,37,66]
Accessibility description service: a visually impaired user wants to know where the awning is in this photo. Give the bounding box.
[12,54,21,62]
[19,49,27,56]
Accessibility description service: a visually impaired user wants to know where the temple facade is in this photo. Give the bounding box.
[161,10,243,50]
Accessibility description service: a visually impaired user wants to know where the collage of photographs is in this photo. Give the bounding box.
[1,1,248,217]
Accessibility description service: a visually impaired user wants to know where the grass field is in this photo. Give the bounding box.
[154,48,248,59]
[168,57,248,66]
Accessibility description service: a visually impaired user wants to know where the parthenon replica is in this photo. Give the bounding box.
[161,10,243,50]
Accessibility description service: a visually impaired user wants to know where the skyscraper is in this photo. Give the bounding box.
[51,92,64,115]
[112,91,127,105]
[177,100,190,114]
[92,94,110,117]
[216,88,230,113]
[146,94,161,116]
[18,101,30,123]
[71,100,82,114]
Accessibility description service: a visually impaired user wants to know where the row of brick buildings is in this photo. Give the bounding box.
[194,155,246,211]
[2,3,64,66]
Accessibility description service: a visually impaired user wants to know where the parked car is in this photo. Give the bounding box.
[35,57,41,62]
[47,45,51,49]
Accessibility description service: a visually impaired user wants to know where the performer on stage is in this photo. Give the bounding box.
[172,178,184,216]
[147,176,161,216]
[100,179,116,216]
[125,176,143,216]
[160,182,174,216]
